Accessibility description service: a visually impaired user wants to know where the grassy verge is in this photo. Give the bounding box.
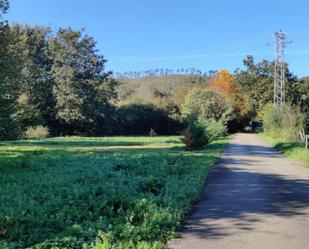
[0,136,230,249]
[260,133,309,167]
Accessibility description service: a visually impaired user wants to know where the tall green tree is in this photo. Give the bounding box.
[233,56,273,111]
[182,88,227,121]
[295,77,309,130]
[48,28,118,134]
[0,0,9,137]
[0,0,21,139]
[233,55,298,112]
[9,24,55,132]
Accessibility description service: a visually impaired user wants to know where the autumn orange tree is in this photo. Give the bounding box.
[209,69,235,94]
[209,69,244,117]
[208,70,255,132]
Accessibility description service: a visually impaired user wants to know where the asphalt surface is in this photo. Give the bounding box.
[168,133,309,249]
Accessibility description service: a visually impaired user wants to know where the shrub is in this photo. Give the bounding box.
[182,121,209,150]
[200,118,226,141]
[24,125,50,140]
[263,103,304,141]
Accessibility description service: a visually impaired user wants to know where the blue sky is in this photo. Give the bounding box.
[6,0,309,77]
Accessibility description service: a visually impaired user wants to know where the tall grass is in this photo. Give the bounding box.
[262,103,304,141]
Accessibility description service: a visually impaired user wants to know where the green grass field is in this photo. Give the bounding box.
[0,136,229,249]
[261,133,309,167]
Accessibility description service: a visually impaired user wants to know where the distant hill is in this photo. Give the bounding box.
[117,74,210,105]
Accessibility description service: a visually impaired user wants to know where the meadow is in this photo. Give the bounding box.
[0,136,229,249]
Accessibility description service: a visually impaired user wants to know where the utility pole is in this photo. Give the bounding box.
[273,31,291,105]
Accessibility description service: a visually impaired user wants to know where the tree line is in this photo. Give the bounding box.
[1,0,308,141]
[115,68,216,79]
[1,1,120,139]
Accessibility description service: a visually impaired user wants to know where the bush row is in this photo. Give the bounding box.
[20,103,184,140]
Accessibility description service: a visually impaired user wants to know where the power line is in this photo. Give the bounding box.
[114,34,272,62]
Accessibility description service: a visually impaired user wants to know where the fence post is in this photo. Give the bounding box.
[300,130,303,142]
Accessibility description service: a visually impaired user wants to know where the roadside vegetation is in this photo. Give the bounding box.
[261,134,309,167]
[261,104,309,167]
[0,136,229,248]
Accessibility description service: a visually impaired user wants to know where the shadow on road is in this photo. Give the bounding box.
[223,143,283,158]
[180,142,309,240]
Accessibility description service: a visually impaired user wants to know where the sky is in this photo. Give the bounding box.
[5,0,309,77]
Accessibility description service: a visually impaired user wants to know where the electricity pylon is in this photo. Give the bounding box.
[273,31,291,105]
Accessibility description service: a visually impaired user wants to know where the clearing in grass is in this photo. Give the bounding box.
[0,136,229,249]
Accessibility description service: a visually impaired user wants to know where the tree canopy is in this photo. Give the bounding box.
[0,1,308,139]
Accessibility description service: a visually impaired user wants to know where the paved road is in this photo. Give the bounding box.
[168,133,309,249]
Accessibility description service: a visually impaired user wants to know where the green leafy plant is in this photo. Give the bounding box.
[182,121,209,150]
[0,136,229,248]
[198,117,226,142]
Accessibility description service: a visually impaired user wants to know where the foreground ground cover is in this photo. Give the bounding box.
[0,136,229,249]
[261,133,309,167]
